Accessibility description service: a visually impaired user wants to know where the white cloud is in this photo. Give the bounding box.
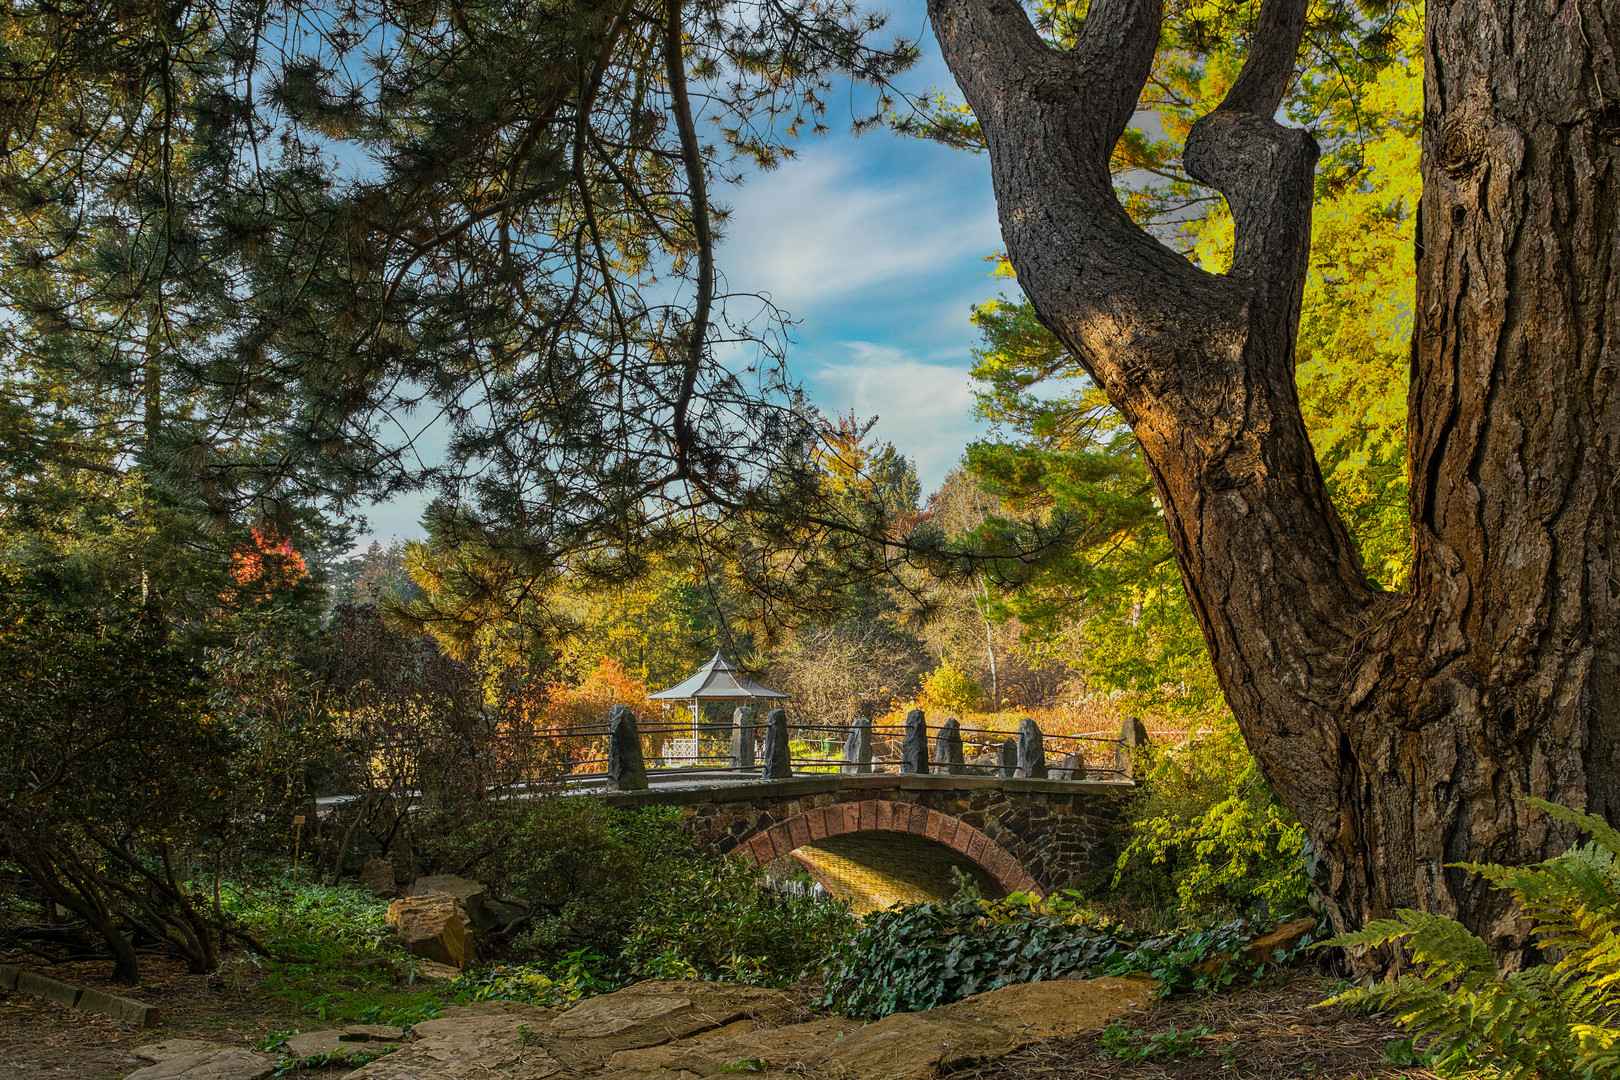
[811,342,988,492]
[721,146,1000,316]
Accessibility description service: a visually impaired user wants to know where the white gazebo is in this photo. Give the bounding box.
[647,652,788,762]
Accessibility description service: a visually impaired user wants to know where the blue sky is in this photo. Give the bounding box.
[358,1,1008,544]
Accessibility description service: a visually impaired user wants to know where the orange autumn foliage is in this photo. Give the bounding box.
[226,525,308,604]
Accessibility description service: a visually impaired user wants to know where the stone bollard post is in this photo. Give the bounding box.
[932,717,966,775]
[730,706,757,768]
[761,708,792,781]
[842,717,873,774]
[1114,715,1150,778]
[1054,751,1087,781]
[998,737,1018,777]
[1016,717,1048,779]
[900,708,929,774]
[606,704,648,791]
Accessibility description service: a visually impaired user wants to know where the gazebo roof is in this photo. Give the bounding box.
[647,652,788,700]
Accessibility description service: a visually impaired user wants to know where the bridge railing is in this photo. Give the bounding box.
[485,708,1164,792]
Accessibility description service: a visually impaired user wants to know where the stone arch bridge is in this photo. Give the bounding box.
[601,773,1131,911]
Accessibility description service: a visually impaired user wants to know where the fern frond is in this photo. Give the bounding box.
[1526,797,1620,858]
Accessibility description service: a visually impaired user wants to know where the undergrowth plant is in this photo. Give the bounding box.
[821,891,1268,1019]
[1321,798,1620,1080]
[218,877,443,1023]
[1111,719,1308,919]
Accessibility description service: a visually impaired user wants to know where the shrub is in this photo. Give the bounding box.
[1320,798,1620,1080]
[221,878,395,962]
[623,857,853,985]
[218,877,444,1025]
[0,596,236,983]
[919,658,982,715]
[1109,719,1308,918]
[429,796,849,984]
[447,948,617,1008]
[821,893,1265,1019]
[433,799,695,963]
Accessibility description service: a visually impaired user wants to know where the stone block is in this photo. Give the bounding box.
[1016,717,1048,779]
[386,892,475,969]
[730,706,757,768]
[900,709,929,774]
[841,717,873,774]
[16,969,80,1007]
[932,717,966,775]
[761,709,792,781]
[359,857,397,898]
[998,737,1018,777]
[607,704,649,791]
[408,874,496,932]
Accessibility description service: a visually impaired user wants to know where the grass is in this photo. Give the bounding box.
[218,876,448,1025]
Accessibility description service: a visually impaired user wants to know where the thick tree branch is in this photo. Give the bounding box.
[1183,0,1316,289]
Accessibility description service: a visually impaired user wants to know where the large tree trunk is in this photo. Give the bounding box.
[927,0,1620,953]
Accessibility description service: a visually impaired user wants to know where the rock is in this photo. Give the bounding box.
[123,1047,276,1080]
[1241,917,1319,966]
[344,1025,406,1042]
[1193,917,1321,975]
[485,897,529,930]
[407,959,464,981]
[408,874,494,931]
[1052,751,1087,781]
[607,704,648,791]
[841,717,872,774]
[997,737,1017,777]
[359,858,397,898]
[1015,717,1047,779]
[541,980,799,1072]
[899,708,928,774]
[341,1008,562,1080]
[603,1016,855,1077]
[812,976,1154,1080]
[760,709,791,780]
[1115,715,1151,777]
[284,1031,372,1062]
[130,1041,229,1065]
[581,977,1153,1080]
[730,706,757,768]
[341,976,1152,1080]
[932,717,966,775]
[386,892,475,969]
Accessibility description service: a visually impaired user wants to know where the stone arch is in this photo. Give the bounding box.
[734,798,1042,897]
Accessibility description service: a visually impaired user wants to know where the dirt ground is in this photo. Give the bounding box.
[0,958,1428,1080]
[960,975,1436,1080]
[0,956,312,1080]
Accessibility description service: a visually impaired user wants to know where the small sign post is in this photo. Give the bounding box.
[291,814,306,882]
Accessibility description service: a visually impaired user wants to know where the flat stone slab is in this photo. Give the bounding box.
[123,1047,277,1080]
[285,1026,404,1061]
[342,1006,562,1080]
[345,975,1154,1080]
[131,1041,231,1065]
[813,976,1155,1079]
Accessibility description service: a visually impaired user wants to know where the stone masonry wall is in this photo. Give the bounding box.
[601,774,1131,896]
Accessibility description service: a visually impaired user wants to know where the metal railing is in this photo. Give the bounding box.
[482,709,1162,791]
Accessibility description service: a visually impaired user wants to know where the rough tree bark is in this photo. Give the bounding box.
[926,0,1620,953]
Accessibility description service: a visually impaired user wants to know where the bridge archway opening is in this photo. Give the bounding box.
[737,799,1041,913]
[765,833,1006,914]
